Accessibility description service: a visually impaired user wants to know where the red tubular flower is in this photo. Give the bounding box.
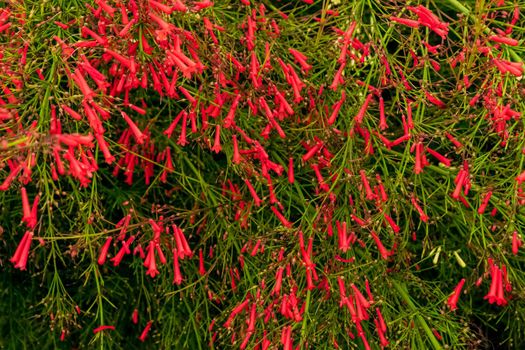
[447,278,465,311]
[410,195,429,222]
[93,325,115,334]
[248,242,258,259]
[414,142,423,174]
[223,94,241,128]
[275,90,294,116]
[359,170,375,200]
[155,243,167,265]
[512,231,522,255]
[149,0,174,14]
[451,170,467,199]
[198,248,206,275]
[133,243,145,259]
[173,249,183,285]
[111,236,135,266]
[247,302,257,333]
[29,196,41,228]
[118,18,136,37]
[502,264,512,293]
[160,147,174,183]
[261,330,271,350]
[288,48,312,73]
[81,26,107,46]
[375,318,389,347]
[72,69,96,101]
[82,101,104,134]
[311,163,329,192]
[287,64,305,102]
[121,111,145,144]
[379,95,387,130]
[271,206,292,228]
[231,135,242,164]
[351,284,370,309]
[351,214,367,227]
[148,219,163,241]
[360,332,371,350]
[73,40,99,48]
[370,231,389,260]
[172,0,188,12]
[94,133,115,164]
[0,22,12,33]
[53,35,74,57]
[383,213,400,233]
[468,92,481,106]
[376,307,387,333]
[496,271,507,306]
[104,48,135,72]
[249,52,261,88]
[425,91,446,108]
[374,175,387,203]
[51,150,63,178]
[354,294,367,321]
[390,134,411,147]
[211,125,222,153]
[517,170,525,184]
[20,187,33,227]
[0,164,21,191]
[445,132,462,149]
[488,35,519,46]
[484,265,504,305]
[364,280,374,304]
[408,5,449,38]
[10,231,33,270]
[426,147,451,167]
[132,309,139,324]
[164,110,185,138]
[457,195,470,208]
[244,179,262,207]
[288,157,295,184]
[128,103,147,118]
[272,267,284,296]
[334,255,355,264]
[56,134,94,148]
[337,221,349,252]
[245,15,256,51]
[390,16,420,28]
[328,91,345,125]
[144,241,159,278]
[95,0,115,17]
[173,225,192,259]
[139,321,153,342]
[478,191,492,214]
[330,62,346,91]
[354,94,373,124]
[177,111,188,146]
[493,59,523,77]
[97,237,113,265]
[115,214,131,240]
[240,331,253,350]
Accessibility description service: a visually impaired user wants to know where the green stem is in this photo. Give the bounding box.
[300,289,311,344]
[392,280,443,350]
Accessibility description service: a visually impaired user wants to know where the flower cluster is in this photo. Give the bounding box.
[1,0,524,348]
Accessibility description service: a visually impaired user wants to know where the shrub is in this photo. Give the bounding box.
[0,0,524,349]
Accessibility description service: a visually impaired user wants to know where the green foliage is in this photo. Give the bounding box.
[1,0,525,349]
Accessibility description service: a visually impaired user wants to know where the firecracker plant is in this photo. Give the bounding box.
[1,0,524,348]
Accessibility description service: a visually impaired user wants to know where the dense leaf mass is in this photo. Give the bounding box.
[0,0,524,349]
